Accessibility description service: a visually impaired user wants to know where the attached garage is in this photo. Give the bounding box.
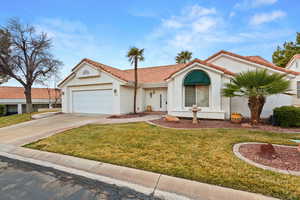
[72,90,113,114]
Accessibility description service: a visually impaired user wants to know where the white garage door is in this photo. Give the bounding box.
[72,90,113,114]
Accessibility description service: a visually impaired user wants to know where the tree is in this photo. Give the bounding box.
[0,18,62,113]
[0,30,10,84]
[175,51,192,64]
[272,32,300,68]
[222,69,290,125]
[126,47,144,114]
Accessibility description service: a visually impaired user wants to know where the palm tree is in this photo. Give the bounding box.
[127,47,144,114]
[222,69,290,125]
[176,51,192,64]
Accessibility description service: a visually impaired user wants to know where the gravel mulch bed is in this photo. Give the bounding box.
[151,118,242,128]
[239,143,300,171]
[150,118,300,133]
[108,113,147,119]
[108,112,166,119]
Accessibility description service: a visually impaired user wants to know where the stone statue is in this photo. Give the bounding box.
[191,105,201,124]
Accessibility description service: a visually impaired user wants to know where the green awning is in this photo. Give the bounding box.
[184,70,210,86]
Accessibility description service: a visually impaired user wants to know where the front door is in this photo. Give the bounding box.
[145,88,167,111]
[158,90,167,111]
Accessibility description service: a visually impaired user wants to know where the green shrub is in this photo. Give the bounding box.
[0,105,6,116]
[273,106,300,127]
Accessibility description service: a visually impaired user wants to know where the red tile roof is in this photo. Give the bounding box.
[205,50,300,75]
[0,86,61,99]
[59,51,300,86]
[67,58,235,84]
[164,59,235,80]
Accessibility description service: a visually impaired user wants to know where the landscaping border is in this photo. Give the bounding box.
[233,142,300,176]
[147,119,300,133]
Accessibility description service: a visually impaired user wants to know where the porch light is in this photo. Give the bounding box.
[113,89,118,95]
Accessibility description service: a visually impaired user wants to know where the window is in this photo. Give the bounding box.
[185,85,209,107]
[297,81,300,98]
[184,70,210,107]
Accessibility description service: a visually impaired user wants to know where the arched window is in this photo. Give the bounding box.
[184,70,210,107]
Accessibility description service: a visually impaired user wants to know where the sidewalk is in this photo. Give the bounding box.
[0,144,278,200]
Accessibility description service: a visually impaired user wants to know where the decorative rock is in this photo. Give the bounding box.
[164,115,180,123]
[258,143,277,160]
[241,123,252,128]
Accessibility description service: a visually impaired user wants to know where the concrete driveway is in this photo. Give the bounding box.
[0,114,107,146]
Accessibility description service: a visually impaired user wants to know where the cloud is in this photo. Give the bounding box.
[234,0,277,9]
[185,5,216,17]
[229,12,236,18]
[250,10,286,25]
[35,18,107,75]
[137,4,292,66]
[162,17,183,29]
[192,17,218,33]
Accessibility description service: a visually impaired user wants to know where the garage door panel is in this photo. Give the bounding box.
[72,90,113,114]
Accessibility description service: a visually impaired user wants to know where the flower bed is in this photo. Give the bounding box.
[239,143,300,172]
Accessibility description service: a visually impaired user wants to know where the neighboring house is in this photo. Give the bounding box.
[58,50,300,119]
[0,86,61,115]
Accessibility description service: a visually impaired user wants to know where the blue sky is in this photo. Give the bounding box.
[1,0,299,86]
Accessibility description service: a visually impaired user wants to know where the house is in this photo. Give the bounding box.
[0,86,61,115]
[58,50,300,119]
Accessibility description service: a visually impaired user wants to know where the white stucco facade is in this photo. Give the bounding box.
[59,52,300,119]
[166,63,227,119]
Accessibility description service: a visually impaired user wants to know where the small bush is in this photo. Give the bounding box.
[0,105,6,116]
[273,106,300,127]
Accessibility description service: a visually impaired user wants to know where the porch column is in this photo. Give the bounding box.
[17,104,22,114]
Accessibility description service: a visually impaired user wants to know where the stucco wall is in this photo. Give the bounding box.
[119,86,134,114]
[288,59,300,72]
[209,55,257,73]
[144,88,167,111]
[60,63,123,114]
[210,55,296,118]
[167,63,226,119]
[231,94,292,118]
[221,78,231,119]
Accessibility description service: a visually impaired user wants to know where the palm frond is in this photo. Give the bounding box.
[222,69,291,98]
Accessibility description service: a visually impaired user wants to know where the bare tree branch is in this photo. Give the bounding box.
[0,18,62,112]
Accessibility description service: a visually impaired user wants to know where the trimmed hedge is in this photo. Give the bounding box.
[0,105,6,116]
[273,106,300,127]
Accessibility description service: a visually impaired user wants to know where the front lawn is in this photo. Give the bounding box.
[0,113,33,128]
[26,123,300,200]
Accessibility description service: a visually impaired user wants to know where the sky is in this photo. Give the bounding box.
[0,0,299,87]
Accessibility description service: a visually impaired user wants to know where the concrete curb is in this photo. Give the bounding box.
[233,142,300,176]
[0,144,279,200]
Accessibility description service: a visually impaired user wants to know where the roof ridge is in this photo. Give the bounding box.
[123,63,184,71]
[164,58,235,80]
[0,86,58,89]
[82,58,125,72]
[205,50,300,75]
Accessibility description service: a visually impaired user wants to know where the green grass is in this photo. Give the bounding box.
[26,123,300,200]
[0,113,33,128]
